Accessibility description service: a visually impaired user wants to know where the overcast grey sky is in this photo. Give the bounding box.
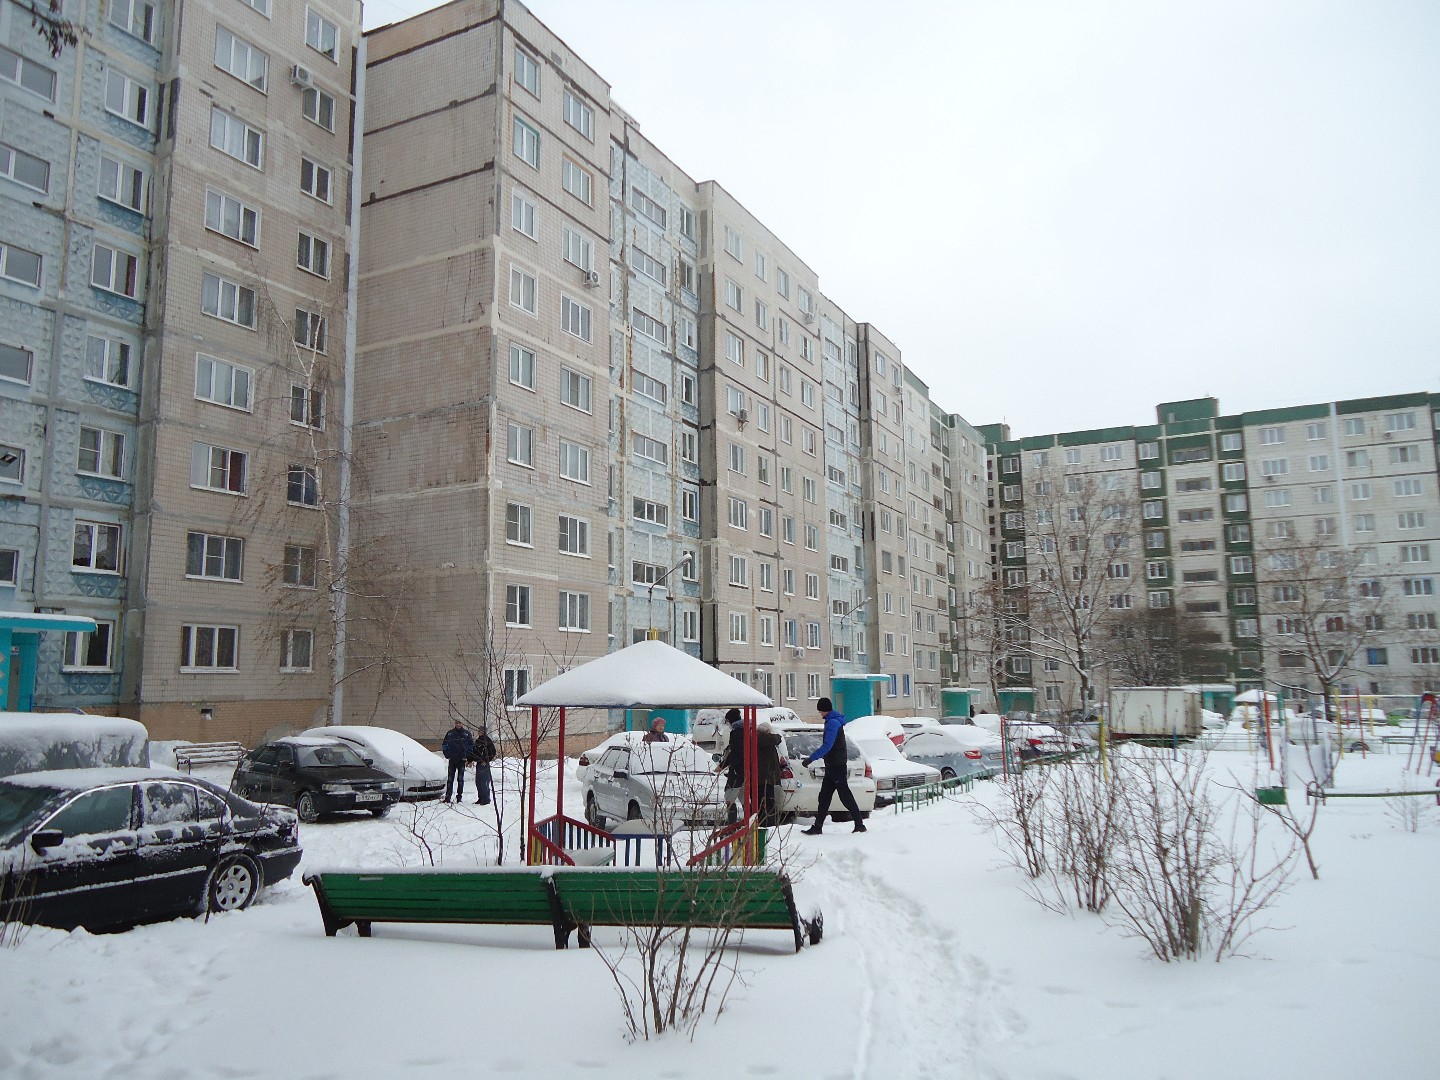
[363,0,1440,438]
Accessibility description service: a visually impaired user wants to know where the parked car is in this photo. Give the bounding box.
[902,726,1005,780]
[231,738,400,823]
[299,725,447,801]
[0,767,301,932]
[770,722,878,821]
[690,707,802,752]
[845,731,942,805]
[845,715,908,748]
[575,730,657,785]
[972,714,1075,758]
[581,738,729,831]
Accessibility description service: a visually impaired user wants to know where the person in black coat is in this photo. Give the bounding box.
[471,724,497,805]
[716,709,783,824]
[440,720,474,803]
[801,697,866,834]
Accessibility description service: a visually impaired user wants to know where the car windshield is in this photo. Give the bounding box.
[0,782,64,846]
[296,744,367,769]
[628,743,712,775]
[854,737,903,761]
[781,731,860,761]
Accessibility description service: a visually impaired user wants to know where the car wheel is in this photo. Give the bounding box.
[370,805,390,819]
[206,853,260,914]
[585,793,606,830]
[627,801,643,821]
[296,791,320,824]
[1349,741,1371,753]
[940,767,957,780]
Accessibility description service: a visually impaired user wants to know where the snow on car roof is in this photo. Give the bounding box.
[303,726,437,756]
[2,766,185,790]
[276,736,344,747]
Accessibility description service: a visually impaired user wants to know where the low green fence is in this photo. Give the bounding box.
[894,774,975,812]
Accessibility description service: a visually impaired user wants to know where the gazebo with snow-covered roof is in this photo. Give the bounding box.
[516,640,771,866]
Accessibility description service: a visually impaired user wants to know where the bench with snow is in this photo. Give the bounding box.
[172,740,247,773]
[302,865,820,952]
[1306,780,1440,806]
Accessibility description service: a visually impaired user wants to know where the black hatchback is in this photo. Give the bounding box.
[231,737,400,823]
[0,767,301,933]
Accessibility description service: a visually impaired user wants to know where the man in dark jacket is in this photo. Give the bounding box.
[441,720,474,803]
[472,724,497,805]
[801,698,866,834]
[717,709,783,824]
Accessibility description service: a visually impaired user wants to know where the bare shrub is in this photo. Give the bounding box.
[1108,747,1296,961]
[1049,757,1125,914]
[0,861,35,948]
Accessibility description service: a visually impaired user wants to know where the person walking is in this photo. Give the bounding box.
[755,719,783,828]
[801,697,866,834]
[440,719,474,804]
[471,723,497,805]
[716,709,746,819]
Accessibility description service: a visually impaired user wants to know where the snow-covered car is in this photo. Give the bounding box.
[973,714,1074,758]
[846,732,942,805]
[901,726,1005,780]
[0,767,301,932]
[690,707,801,752]
[895,716,943,738]
[770,722,877,821]
[574,730,660,785]
[581,738,728,831]
[845,714,908,748]
[231,738,400,823]
[299,725,447,801]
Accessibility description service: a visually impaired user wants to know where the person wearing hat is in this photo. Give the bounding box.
[642,715,670,742]
[801,697,866,834]
[716,709,783,823]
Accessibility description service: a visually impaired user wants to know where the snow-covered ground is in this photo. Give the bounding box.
[1,747,1433,1079]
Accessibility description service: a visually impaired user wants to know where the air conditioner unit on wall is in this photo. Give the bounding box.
[583,269,600,287]
[801,310,815,324]
[792,648,805,659]
[290,65,314,88]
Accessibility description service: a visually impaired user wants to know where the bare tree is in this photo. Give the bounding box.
[1107,605,1218,686]
[1253,530,1397,716]
[1003,476,1142,712]
[7,0,78,56]
[960,574,1015,712]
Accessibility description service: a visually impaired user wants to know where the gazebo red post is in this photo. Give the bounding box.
[557,706,567,821]
[527,704,540,851]
[744,705,758,824]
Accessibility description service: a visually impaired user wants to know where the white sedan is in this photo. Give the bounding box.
[299,725,447,801]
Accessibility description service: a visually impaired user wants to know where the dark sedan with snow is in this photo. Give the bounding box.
[0,768,301,933]
[231,738,400,823]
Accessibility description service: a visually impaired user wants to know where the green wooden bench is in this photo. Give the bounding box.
[304,868,572,948]
[303,866,821,952]
[548,866,820,952]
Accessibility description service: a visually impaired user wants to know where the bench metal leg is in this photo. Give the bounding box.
[357,921,372,937]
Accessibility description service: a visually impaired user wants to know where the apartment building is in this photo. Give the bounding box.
[2,1,361,741]
[983,394,1440,709]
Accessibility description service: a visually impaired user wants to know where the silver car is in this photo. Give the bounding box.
[582,739,728,832]
[901,727,1005,781]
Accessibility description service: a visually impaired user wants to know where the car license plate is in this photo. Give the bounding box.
[355,792,382,802]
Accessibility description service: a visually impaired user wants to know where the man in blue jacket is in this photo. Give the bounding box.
[801,698,867,834]
[441,720,474,803]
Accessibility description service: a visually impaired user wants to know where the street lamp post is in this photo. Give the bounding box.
[648,552,694,642]
[836,596,874,670]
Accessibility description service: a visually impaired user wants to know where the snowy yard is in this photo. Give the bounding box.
[0,748,1433,1080]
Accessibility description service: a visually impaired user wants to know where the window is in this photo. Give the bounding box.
[560,367,592,412]
[63,622,114,671]
[300,157,332,203]
[287,464,319,507]
[1259,458,1289,477]
[1259,426,1284,445]
[727,497,748,530]
[632,432,667,465]
[1402,544,1431,563]
[0,141,47,196]
[297,232,330,278]
[0,444,22,485]
[633,498,668,525]
[681,488,698,522]
[1345,450,1369,468]
[288,384,324,430]
[0,240,40,287]
[191,442,247,494]
[506,423,533,467]
[1403,577,1435,597]
[503,583,532,627]
[1365,648,1389,666]
[728,555,748,587]
[729,612,748,644]
[682,610,700,643]
[181,624,238,671]
[561,159,592,204]
[1399,511,1427,530]
[631,307,667,344]
[508,266,537,314]
[508,344,536,390]
[562,89,593,139]
[1395,478,1423,498]
[210,108,263,167]
[561,296,592,341]
[81,336,130,391]
[1230,555,1253,574]
[1385,411,1417,432]
[91,245,140,299]
[201,272,257,327]
[215,25,267,90]
[1307,454,1330,472]
[0,342,32,385]
[1142,500,1164,520]
[558,591,591,632]
[1354,513,1375,533]
[679,429,697,464]
[1350,481,1372,501]
[631,188,666,228]
[558,440,590,483]
[104,70,151,128]
[98,154,145,212]
[186,532,243,581]
[725,279,743,311]
[504,502,532,546]
[1148,591,1172,609]
[72,520,122,572]
[0,44,55,100]
[513,117,540,168]
[805,573,820,599]
[503,667,530,706]
[632,371,667,405]
[514,47,539,95]
[282,544,316,588]
[288,309,327,354]
[633,247,666,285]
[205,188,259,246]
[77,426,125,479]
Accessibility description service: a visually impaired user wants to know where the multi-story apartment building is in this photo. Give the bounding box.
[983,394,1440,709]
[2,1,361,741]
